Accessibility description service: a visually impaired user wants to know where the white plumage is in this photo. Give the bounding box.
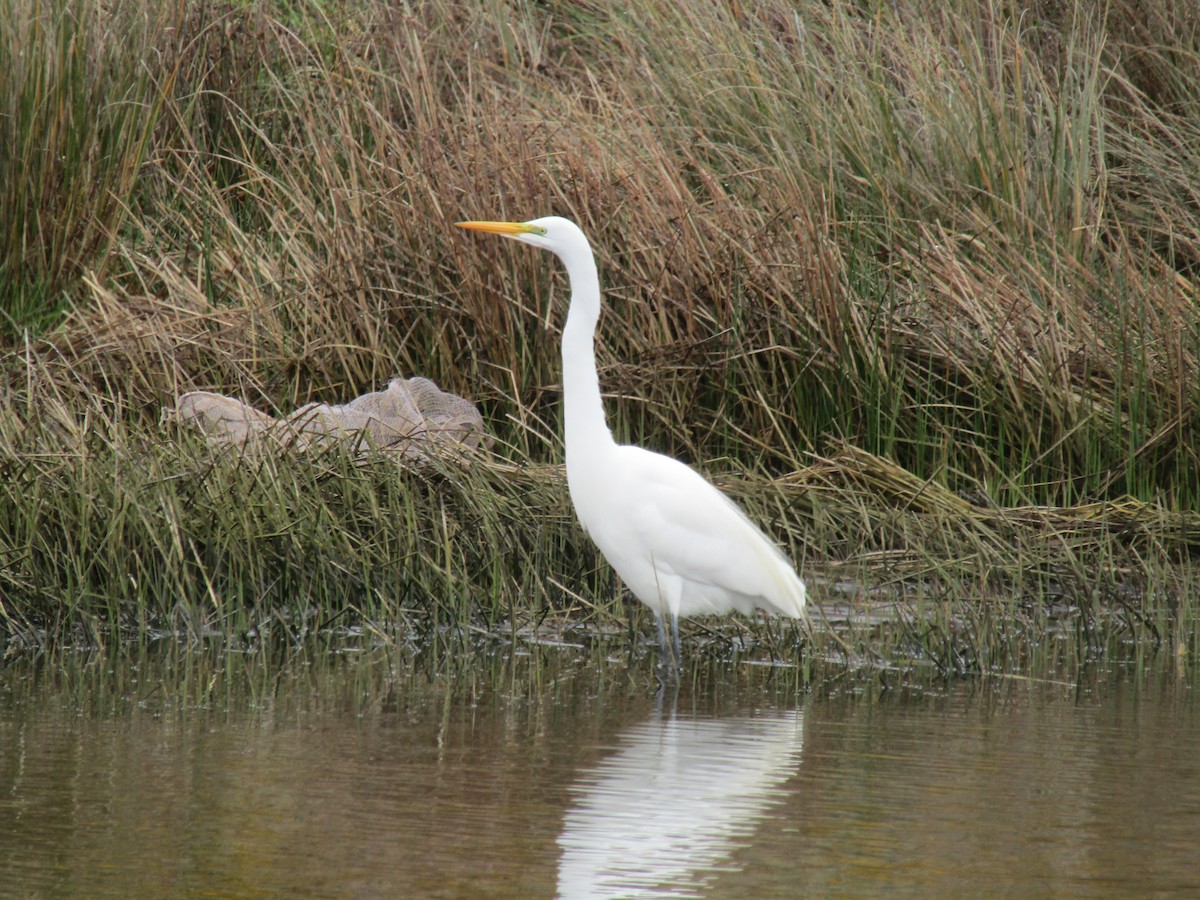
[458,216,806,668]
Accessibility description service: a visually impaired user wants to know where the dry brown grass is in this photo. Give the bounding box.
[2,0,1199,664]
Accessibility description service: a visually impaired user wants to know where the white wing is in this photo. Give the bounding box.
[569,444,806,618]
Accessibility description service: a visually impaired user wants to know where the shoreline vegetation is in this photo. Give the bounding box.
[2,0,1197,680]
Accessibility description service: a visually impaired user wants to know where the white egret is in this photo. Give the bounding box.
[458,217,806,670]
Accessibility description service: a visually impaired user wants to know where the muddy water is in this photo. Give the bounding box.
[1,648,1196,897]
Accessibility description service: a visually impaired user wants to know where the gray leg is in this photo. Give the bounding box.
[671,613,682,669]
[655,613,668,684]
[655,612,679,682]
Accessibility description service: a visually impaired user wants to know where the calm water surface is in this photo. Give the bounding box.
[1,648,1196,897]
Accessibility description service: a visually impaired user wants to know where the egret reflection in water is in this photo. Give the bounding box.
[557,708,804,898]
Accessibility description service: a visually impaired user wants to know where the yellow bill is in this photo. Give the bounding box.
[456,220,546,236]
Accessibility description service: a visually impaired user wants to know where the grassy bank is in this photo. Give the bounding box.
[2,0,1198,676]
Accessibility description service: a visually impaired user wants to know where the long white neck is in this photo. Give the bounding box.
[559,247,616,465]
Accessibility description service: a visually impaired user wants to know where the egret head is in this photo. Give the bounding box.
[457,216,588,257]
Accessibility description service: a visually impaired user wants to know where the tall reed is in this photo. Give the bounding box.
[0,0,170,337]
[2,0,1198,670]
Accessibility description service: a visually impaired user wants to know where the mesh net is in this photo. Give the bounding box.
[171,377,489,463]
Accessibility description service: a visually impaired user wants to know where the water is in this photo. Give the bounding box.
[1,648,1196,897]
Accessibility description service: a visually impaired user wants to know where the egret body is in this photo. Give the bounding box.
[458,217,806,669]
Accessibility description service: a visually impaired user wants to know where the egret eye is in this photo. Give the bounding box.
[526,224,548,236]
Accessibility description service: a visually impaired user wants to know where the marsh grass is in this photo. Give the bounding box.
[0,0,168,337]
[2,0,1199,679]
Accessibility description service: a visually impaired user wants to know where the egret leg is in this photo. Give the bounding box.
[655,612,679,681]
[671,613,682,670]
[655,613,668,677]
[654,668,679,708]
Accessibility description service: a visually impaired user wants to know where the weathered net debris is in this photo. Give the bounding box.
[171,376,489,463]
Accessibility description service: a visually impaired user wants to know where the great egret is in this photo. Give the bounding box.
[458,217,806,670]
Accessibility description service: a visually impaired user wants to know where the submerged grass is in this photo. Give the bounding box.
[1,0,1199,681]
